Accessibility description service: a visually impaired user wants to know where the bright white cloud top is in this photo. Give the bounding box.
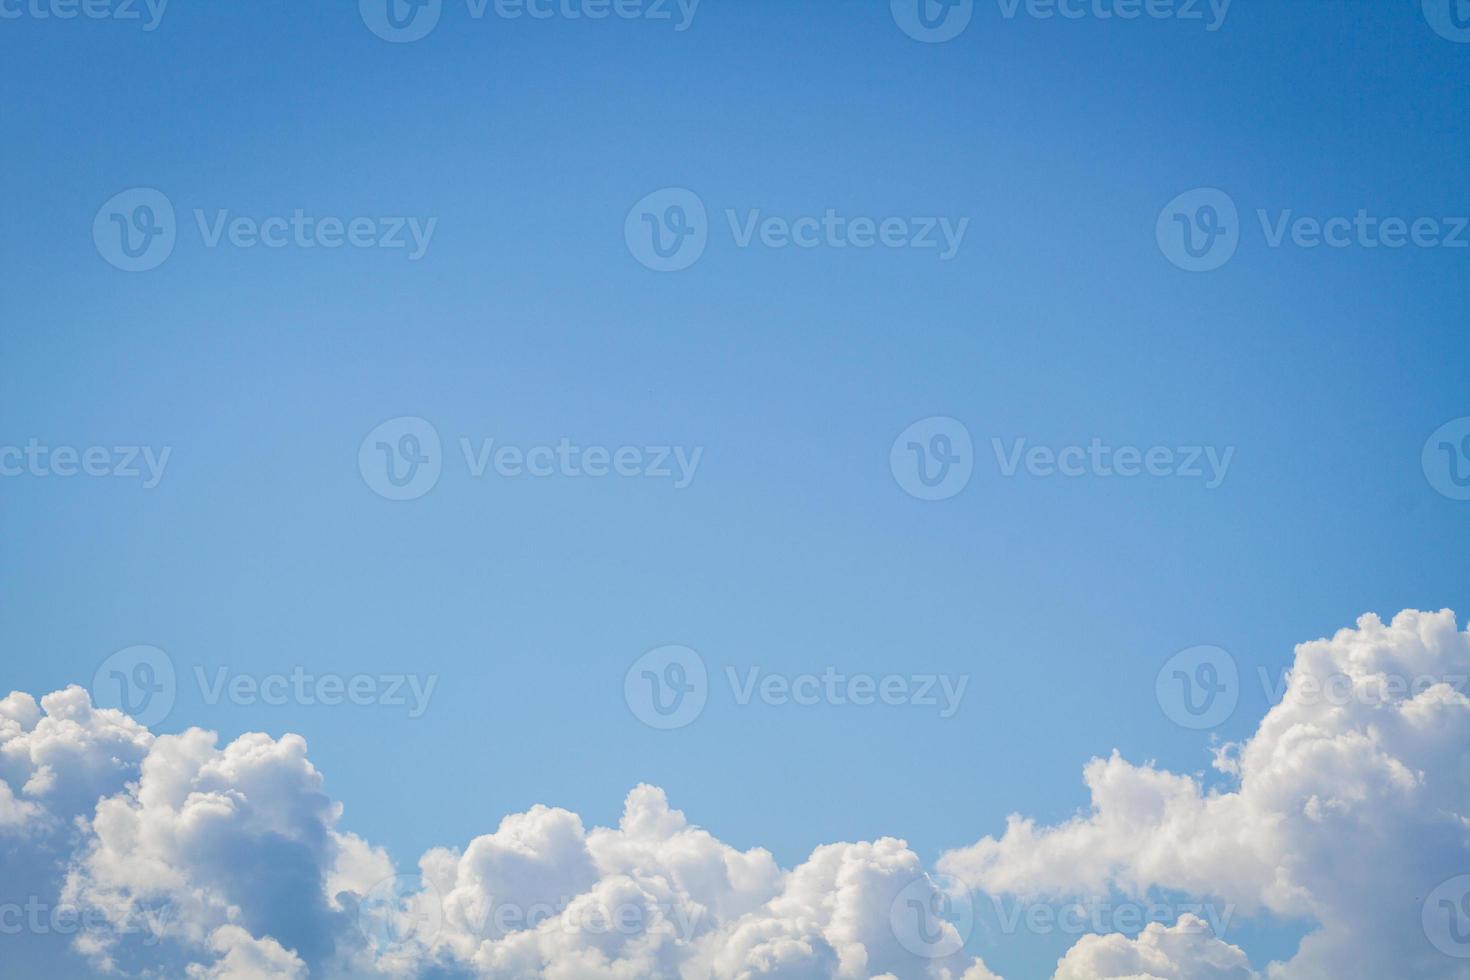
[2,609,1468,978]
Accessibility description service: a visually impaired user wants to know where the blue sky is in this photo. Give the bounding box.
[3,1,1470,977]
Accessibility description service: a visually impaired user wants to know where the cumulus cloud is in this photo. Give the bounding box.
[1051,914,1258,980]
[939,608,1470,980]
[4,610,1470,978]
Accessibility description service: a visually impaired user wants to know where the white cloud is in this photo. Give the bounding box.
[939,609,1470,979]
[1052,914,1258,980]
[5,610,1470,978]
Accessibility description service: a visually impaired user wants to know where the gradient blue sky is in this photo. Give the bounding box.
[3,1,1469,976]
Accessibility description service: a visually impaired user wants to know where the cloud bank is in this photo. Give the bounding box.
[2,609,1468,978]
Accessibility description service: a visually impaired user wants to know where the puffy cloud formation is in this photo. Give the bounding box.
[3,610,1469,978]
[939,608,1470,979]
[1051,914,1257,980]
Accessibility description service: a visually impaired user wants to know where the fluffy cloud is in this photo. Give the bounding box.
[1051,914,1258,980]
[939,608,1470,979]
[4,610,1470,978]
